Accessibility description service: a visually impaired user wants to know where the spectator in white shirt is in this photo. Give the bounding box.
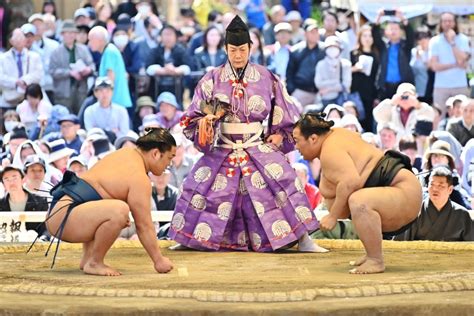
[429,12,471,118]
[16,83,52,134]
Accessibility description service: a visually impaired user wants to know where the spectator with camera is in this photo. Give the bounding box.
[373,83,435,139]
[372,9,415,100]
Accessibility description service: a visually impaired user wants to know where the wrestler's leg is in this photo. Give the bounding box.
[347,172,421,274]
[80,240,94,270]
[50,199,130,276]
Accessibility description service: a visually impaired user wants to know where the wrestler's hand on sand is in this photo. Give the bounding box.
[266,134,283,148]
[154,256,173,273]
[320,214,337,231]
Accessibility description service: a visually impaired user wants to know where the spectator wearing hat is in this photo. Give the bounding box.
[429,12,471,118]
[373,82,435,139]
[395,166,474,242]
[447,98,474,147]
[51,114,83,155]
[139,113,161,133]
[23,154,49,198]
[133,96,156,131]
[12,140,62,185]
[48,138,76,173]
[41,10,60,42]
[441,94,467,131]
[89,26,133,109]
[265,22,292,81]
[342,100,360,119]
[155,92,183,129]
[114,131,139,149]
[74,8,92,27]
[49,19,94,114]
[21,23,38,51]
[261,4,286,45]
[0,165,48,236]
[323,103,345,126]
[0,125,29,165]
[67,156,88,177]
[372,9,415,100]
[84,77,130,143]
[12,140,37,166]
[421,140,469,209]
[376,122,398,151]
[16,83,53,134]
[0,28,42,109]
[28,13,59,102]
[315,36,352,107]
[286,19,325,107]
[286,10,304,45]
[340,113,363,134]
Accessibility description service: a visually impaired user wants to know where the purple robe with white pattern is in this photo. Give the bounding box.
[169,62,319,251]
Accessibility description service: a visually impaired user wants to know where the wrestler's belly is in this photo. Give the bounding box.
[319,176,336,200]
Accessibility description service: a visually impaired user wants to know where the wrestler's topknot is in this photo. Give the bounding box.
[294,112,335,139]
[136,127,177,153]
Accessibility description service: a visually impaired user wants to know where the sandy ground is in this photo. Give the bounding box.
[0,240,473,315]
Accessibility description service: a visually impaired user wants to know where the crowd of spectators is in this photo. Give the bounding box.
[0,0,472,242]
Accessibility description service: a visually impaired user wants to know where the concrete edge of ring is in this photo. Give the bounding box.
[1,240,473,302]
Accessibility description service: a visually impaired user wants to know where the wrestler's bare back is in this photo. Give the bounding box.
[80,148,150,201]
[318,128,384,205]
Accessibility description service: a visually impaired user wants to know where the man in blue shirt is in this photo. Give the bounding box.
[88,26,132,109]
[372,9,414,100]
[84,77,130,143]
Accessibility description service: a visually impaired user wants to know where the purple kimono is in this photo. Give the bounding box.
[169,62,319,251]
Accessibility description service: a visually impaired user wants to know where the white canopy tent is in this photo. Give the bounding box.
[331,0,474,22]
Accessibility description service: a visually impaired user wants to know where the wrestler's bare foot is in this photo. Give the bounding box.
[297,233,329,253]
[79,256,89,270]
[83,260,121,276]
[349,255,367,267]
[349,257,385,274]
[169,243,190,250]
